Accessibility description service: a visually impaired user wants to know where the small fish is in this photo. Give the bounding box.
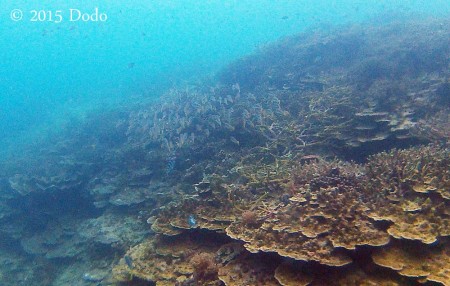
[230,136,240,145]
[281,16,289,20]
[165,155,176,175]
[127,62,135,69]
[82,273,103,283]
[188,215,197,228]
[124,255,133,269]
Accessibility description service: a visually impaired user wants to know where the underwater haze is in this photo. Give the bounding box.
[0,1,450,286]
[1,0,449,154]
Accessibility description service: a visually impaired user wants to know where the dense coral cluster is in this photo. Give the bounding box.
[372,239,450,285]
[113,144,448,285]
[1,19,449,286]
[112,232,227,285]
[126,85,283,154]
[225,159,389,266]
[366,145,449,243]
[413,109,450,145]
[101,20,450,285]
[219,21,449,157]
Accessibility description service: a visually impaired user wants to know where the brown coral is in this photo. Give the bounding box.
[217,254,280,286]
[225,160,389,266]
[366,145,450,244]
[135,145,448,285]
[116,19,450,285]
[372,239,450,285]
[274,261,313,286]
[112,233,225,285]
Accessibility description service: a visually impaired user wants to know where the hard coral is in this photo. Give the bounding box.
[226,159,389,266]
[372,239,450,285]
[274,261,313,286]
[217,254,280,286]
[117,20,450,286]
[366,145,450,243]
[112,233,224,285]
[137,145,448,285]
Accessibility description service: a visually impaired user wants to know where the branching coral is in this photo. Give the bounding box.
[412,109,450,145]
[95,19,450,286]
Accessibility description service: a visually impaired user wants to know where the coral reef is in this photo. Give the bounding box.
[224,160,389,266]
[366,145,449,243]
[372,239,450,285]
[116,144,448,285]
[112,232,227,285]
[218,254,280,286]
[0,19,449,286]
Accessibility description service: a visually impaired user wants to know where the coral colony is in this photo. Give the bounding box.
[1,19,448,285]
[112,19,450,286]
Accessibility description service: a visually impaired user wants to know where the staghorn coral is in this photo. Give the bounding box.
[122,19,450,188]
[412,109,450,146]
[218,20,450,158]
[126,85,280,155]
[68,20,450,286]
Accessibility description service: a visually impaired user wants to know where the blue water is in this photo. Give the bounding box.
[0,0,448,152]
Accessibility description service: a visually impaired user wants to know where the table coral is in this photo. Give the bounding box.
[217,254,280,286]
[372,239,450,285]
[130,144,448,285]
[273,261,313,286]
